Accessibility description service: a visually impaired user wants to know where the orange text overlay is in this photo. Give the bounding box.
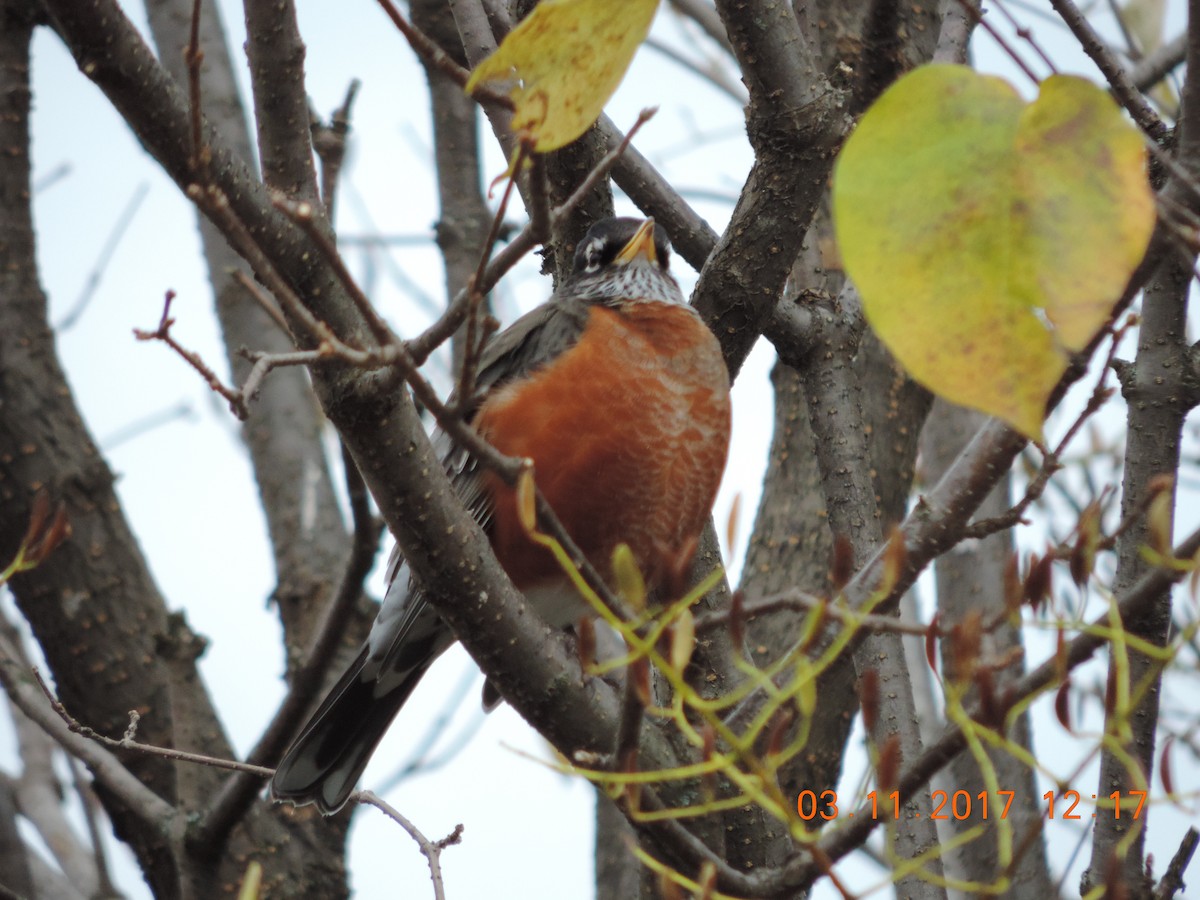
[796,789,1149,822]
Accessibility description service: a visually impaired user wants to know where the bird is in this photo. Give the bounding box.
[270,217,732,813]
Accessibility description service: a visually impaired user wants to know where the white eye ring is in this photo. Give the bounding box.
[581,237,606,272]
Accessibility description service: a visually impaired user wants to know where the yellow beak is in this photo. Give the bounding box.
[612,219,657,265]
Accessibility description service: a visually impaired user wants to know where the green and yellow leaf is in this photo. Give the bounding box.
[465,0,658,151]
[833,65,1154,439]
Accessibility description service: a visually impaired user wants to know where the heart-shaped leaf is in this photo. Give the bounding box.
[834,66,1154,439]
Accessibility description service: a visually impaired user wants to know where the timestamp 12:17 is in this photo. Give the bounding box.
[1044,790,1147,819]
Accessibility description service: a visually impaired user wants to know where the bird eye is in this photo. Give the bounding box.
[580,237,606,273]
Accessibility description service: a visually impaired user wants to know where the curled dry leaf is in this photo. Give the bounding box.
[1160,736,1175,798]
[877,734,901,794]
[1055,678,1074,734]
[1070,500,1102,588]
[924,611,940,679]
[1147,486,1174,556]
[576,615,596,670]
[948,611,982,684]
[830,533,854,593]
[1023,550,1054,612]
[728,589,745,654]
[765,705,795,759]
[880,526,908,595]
[859,668,880,734]
[630,656,652,707]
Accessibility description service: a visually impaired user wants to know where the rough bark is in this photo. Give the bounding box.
[922,402,1057,899]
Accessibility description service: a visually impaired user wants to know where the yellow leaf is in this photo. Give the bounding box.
[669,608,695,671]
[612,543,647,611]
[238,862,263,900]
[516,466,538,535]
[796,665,817,717]
[465,0,659,151]
[833,66,1155,440]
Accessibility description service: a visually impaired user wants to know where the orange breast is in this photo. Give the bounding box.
[474,303,731,597]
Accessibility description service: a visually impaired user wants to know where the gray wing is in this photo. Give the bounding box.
[270,298,593,812]
[365,298,591,683]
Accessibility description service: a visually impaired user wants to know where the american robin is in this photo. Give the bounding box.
[271,217,732,813]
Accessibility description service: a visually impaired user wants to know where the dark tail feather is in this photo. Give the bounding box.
[271,647,430,814]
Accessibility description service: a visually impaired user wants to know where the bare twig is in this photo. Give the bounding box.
[992,0,1059,73]
[134,290,249,418]
[1154,827,1200,899]
[33,670,273,779]
[355,791,462,900]
[0,649,180,838]
[373,0,512,108]
[184,0,205,173]
[229,269,291,335]
[311,79,361,218]
[953,0,1042,85]
[272,195,394,345]
[1129,33,1188,91]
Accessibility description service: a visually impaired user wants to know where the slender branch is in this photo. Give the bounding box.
[962,317,1132,540]
[954,0,1042,85]
[356,792,462,900]
[373,0,512,108]
[1129,33,1187,91]
[0,649,181,839]
[0,613,101,895]
[133,290,249,417]
[34,675,273,779]
[1154,827,1200,899]
[184,0,205,173]
[273,195,395,345]
[311,79,361,219]
[242,0,322,206]
[1083,0,1200,886]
